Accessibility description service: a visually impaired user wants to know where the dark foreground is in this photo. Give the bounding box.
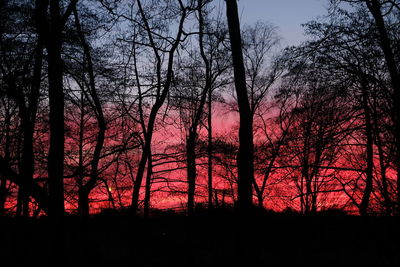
[0,211,399,266]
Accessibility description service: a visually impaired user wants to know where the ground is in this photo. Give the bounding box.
[0,211,399,266]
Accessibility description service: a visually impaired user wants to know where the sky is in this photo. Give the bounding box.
[237,0,331,46]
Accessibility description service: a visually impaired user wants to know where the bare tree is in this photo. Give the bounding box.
[130,0,192,214]
[225,0,254,211]
[35,0,79,217]
[71,6,106,217]
[241,21,282,209]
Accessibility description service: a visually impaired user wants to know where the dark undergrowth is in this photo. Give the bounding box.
[0,208,399,266]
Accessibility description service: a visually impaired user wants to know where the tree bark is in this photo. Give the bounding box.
[186,134,197,215]
[207,87,213,210]
[359,76,374,216]
[366,0,400,213]
[372,98,391,215]
[77,89,85,215]
[225,0,254,212]
[45,0,65,217]
[143,152,153,217]
[18,43,44,217]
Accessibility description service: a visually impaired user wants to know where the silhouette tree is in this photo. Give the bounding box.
[241,21,282,209]
[35,0,79,217]
[0,0,49,215]
[278,3,398,214]
[69,6,107,217]
[225,0,254,211]
[172,0,230,214]
[130,0,193,214]
[332,0,400,212]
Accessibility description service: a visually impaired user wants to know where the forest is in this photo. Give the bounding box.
[1,0,400,265]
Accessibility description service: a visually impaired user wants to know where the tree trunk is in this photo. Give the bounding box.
[46,0,65,217]
[225,0,254,212]
[46,0,66,259]
[185,0,212,216]
[207,86,213,210]
[0,100,11,215]
[16,111,30,217]
[310,132,323,213]
[131,129,153,213]
[32,1,66,256]
[257,192,263,209]
[366,0,400,213]
[78,188,90,216]
[359,76,374,216]
[5,41,43,218]
[77,89,85,216]
[301,123,311,214]
[372,101,391,215]
[186,134,196,215]
[17,43,44,218]
[143,152,153,217]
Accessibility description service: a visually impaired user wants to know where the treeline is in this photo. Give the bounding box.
[0,0,399,217]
